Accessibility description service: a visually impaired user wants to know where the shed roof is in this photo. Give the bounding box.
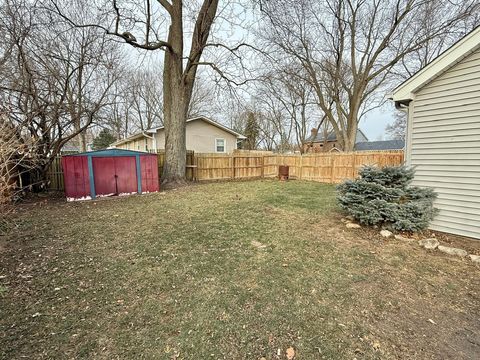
[355,140,405,151]
[390,26,480,102]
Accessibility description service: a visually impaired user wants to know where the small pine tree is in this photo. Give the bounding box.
[337,165,437,231]
[92,129,116,150]
[244,111,259,150]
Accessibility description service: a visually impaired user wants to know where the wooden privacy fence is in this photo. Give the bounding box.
[149,150,196,181]
[46,156,64,191]
[47,150,404,190]
[194,151,404,183]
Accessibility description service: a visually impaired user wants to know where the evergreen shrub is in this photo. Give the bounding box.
[337,165,437,231]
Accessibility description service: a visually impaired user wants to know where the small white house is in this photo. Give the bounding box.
[111,116,246,153]
[390,26,480,239]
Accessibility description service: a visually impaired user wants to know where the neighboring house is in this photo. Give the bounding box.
[390,26,480,240]
[110,116,246,153]
[355,139,405,151]
[304,128,368,152]
[61,132,95,153]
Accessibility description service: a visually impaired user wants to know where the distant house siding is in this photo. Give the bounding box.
[305,140,340,153]
[184,119,238,153]
[142,119,238,153]
[113,119,240,153]
[408,47,480,239]
[115,137,152,152]
[305,129,367,153]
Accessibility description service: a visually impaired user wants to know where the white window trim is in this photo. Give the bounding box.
[215,138,226,153]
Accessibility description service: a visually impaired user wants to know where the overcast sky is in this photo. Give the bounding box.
[360,105,396,141]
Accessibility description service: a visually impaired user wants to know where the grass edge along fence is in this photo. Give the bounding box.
[47,150,404,191]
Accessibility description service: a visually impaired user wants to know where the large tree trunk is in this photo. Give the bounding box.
[343,121,357,152]
[161,0,218,185]
[342,105,361,152]
[161,3,188,185]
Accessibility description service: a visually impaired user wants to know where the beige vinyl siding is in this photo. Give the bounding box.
[408,47,480,239]
[115,137,152,151]
[153,119,238,153]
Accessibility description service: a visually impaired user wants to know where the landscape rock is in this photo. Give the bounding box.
[418,238,439,250]
[394,234,412,242]
[380,230,393,238]
[346,223,361,229]
[437,245,468,257]
[468,254,480,264]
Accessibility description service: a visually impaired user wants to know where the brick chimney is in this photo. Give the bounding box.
[311,128,318,138]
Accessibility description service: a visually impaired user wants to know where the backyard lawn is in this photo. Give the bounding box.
[1,180,479,359]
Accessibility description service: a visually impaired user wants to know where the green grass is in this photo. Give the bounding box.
[1,180,479,359]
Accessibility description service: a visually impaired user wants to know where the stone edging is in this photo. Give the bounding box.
[342,219,480,265]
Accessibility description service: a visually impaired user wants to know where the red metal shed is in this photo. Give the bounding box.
[61,149,159,201]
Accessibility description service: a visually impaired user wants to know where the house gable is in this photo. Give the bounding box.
[391,26,480,102]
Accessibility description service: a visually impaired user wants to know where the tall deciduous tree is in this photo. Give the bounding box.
[259,0,479,151]
[53,0,225,185]
[0,0,121,187]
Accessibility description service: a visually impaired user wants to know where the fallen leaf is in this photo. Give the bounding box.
[286,347,295,359]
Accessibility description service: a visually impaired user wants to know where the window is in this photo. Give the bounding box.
[215,138,226,153]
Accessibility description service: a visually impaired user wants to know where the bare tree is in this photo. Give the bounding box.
[0,0,121,187]
[52,0,248,184]
[259,0,479,151]
[0,111,40,232]
[188,76,219,119]
[128,68,164,132]
[385,111,407,141]
[255,68,318,153]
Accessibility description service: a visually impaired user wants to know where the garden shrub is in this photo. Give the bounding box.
[337,165,437,232]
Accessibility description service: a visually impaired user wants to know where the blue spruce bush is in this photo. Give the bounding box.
[337,165,437,231]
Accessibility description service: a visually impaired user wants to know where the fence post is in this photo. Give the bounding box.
[299,155,303,180]
[330,155,335,183]
[351,153,356,178]
[261,155,265,178]
[231,154,235,179]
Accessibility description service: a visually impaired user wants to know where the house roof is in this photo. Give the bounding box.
[307,128,368,143]
[110,116,246,147]
[355,140,405,151]
[390,26,480,102]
